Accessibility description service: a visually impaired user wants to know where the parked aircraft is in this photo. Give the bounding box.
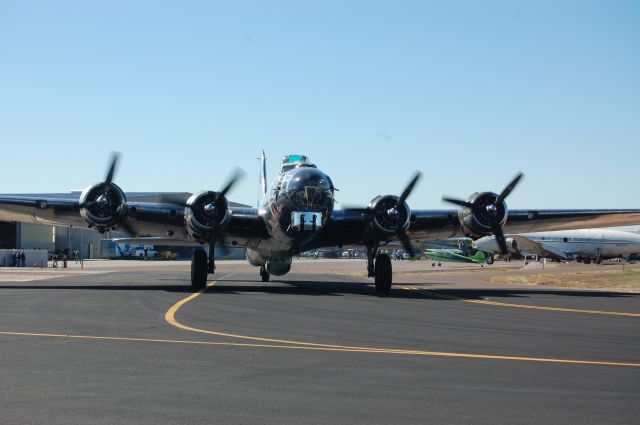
[425,248,490,266]
[475,228,640,264]
[1,152,640,294]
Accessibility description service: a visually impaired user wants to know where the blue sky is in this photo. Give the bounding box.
[1,1,638,209]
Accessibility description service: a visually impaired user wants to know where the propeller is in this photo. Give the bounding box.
[79,152,138,236]
[442,172,524,254]
[394,172,422,258]
[345,171,422,258]
[202,168,246,256]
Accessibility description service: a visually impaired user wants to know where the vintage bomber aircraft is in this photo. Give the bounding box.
[1,152,639,294]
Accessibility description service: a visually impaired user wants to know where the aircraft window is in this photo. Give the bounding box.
[296,163,317,169]
[287,155,304,162]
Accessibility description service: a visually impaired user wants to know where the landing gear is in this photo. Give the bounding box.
[260,266,270,282]
[366,244,378,278]
[366,243,393,295]
[374,253,392,295]
[207,240,216,274]
[191,248,208,290]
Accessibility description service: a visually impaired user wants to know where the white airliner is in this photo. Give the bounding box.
[474,228,640,264]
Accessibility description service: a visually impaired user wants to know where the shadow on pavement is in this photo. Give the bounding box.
[0,279,637,301]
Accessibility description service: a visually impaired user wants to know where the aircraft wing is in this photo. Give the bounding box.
[508,235,572,260]
[410,209,640,239]
[324,208,640,246]
[0,192,268,247]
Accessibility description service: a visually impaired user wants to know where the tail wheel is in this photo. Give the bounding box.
[374,253,392,295]
[191,249,208,291]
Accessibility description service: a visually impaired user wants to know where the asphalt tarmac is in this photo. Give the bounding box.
[0,260,638,425]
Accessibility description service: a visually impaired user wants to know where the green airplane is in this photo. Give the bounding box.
[424,248,492,266]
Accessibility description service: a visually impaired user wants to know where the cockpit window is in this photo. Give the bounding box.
[280,154,316,174]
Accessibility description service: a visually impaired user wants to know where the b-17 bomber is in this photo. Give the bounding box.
[1,152,639,294]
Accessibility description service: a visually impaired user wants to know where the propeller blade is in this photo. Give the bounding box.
[396,171,422,208]
[104,152,121,189]
[490,218,508,254]
[118,218,138,237]
[219,168,246,198]
[442,197,474,209]
[79,200,95,209]
[398,231,416,259]
[496,172,524,205]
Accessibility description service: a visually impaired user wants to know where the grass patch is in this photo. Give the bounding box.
[485,270,640,291]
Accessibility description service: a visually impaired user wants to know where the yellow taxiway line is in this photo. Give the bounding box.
[159,278,640,367]
[1,330,639,367]
[402,287,640,317]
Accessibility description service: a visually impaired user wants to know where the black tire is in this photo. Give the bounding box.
[485,256,494,265]
[191,249,208,291]
[584,258,592,264]
[374,253,392,295]
[260,267,270,282]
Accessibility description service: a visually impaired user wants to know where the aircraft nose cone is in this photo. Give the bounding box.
[284,168,334,211]
[287,169,332,191]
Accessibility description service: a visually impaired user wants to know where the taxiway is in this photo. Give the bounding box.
[0,260,638,424]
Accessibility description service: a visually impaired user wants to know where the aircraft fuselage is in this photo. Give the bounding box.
[247,164,336,264]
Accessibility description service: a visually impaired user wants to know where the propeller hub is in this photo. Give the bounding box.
[386,207,400,222]
[485,204,498,217]
[96,193,110,209]
[203,203,217,216]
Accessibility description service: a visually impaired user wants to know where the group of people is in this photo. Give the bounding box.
[11,249,26,267]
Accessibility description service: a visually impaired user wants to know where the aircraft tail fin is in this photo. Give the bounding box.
[472,251,486,261]
[257,150,267,206]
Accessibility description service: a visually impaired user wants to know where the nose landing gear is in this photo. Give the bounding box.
[260,266,270,282]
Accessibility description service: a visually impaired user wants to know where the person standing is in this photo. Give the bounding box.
[20,250,26,267]
[11,249,17,267]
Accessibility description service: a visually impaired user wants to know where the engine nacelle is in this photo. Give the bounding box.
[368,195,411,237]
[184,191,231,242]
[79,183,127,233]
[457,192,508,237]
[266,256,292,276]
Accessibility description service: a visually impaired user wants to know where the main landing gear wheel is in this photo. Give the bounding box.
[260,266,270,282]
[191,249,208,291]
[374,253,392,295]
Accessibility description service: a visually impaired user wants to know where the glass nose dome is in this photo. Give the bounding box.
[284,168,333,209]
